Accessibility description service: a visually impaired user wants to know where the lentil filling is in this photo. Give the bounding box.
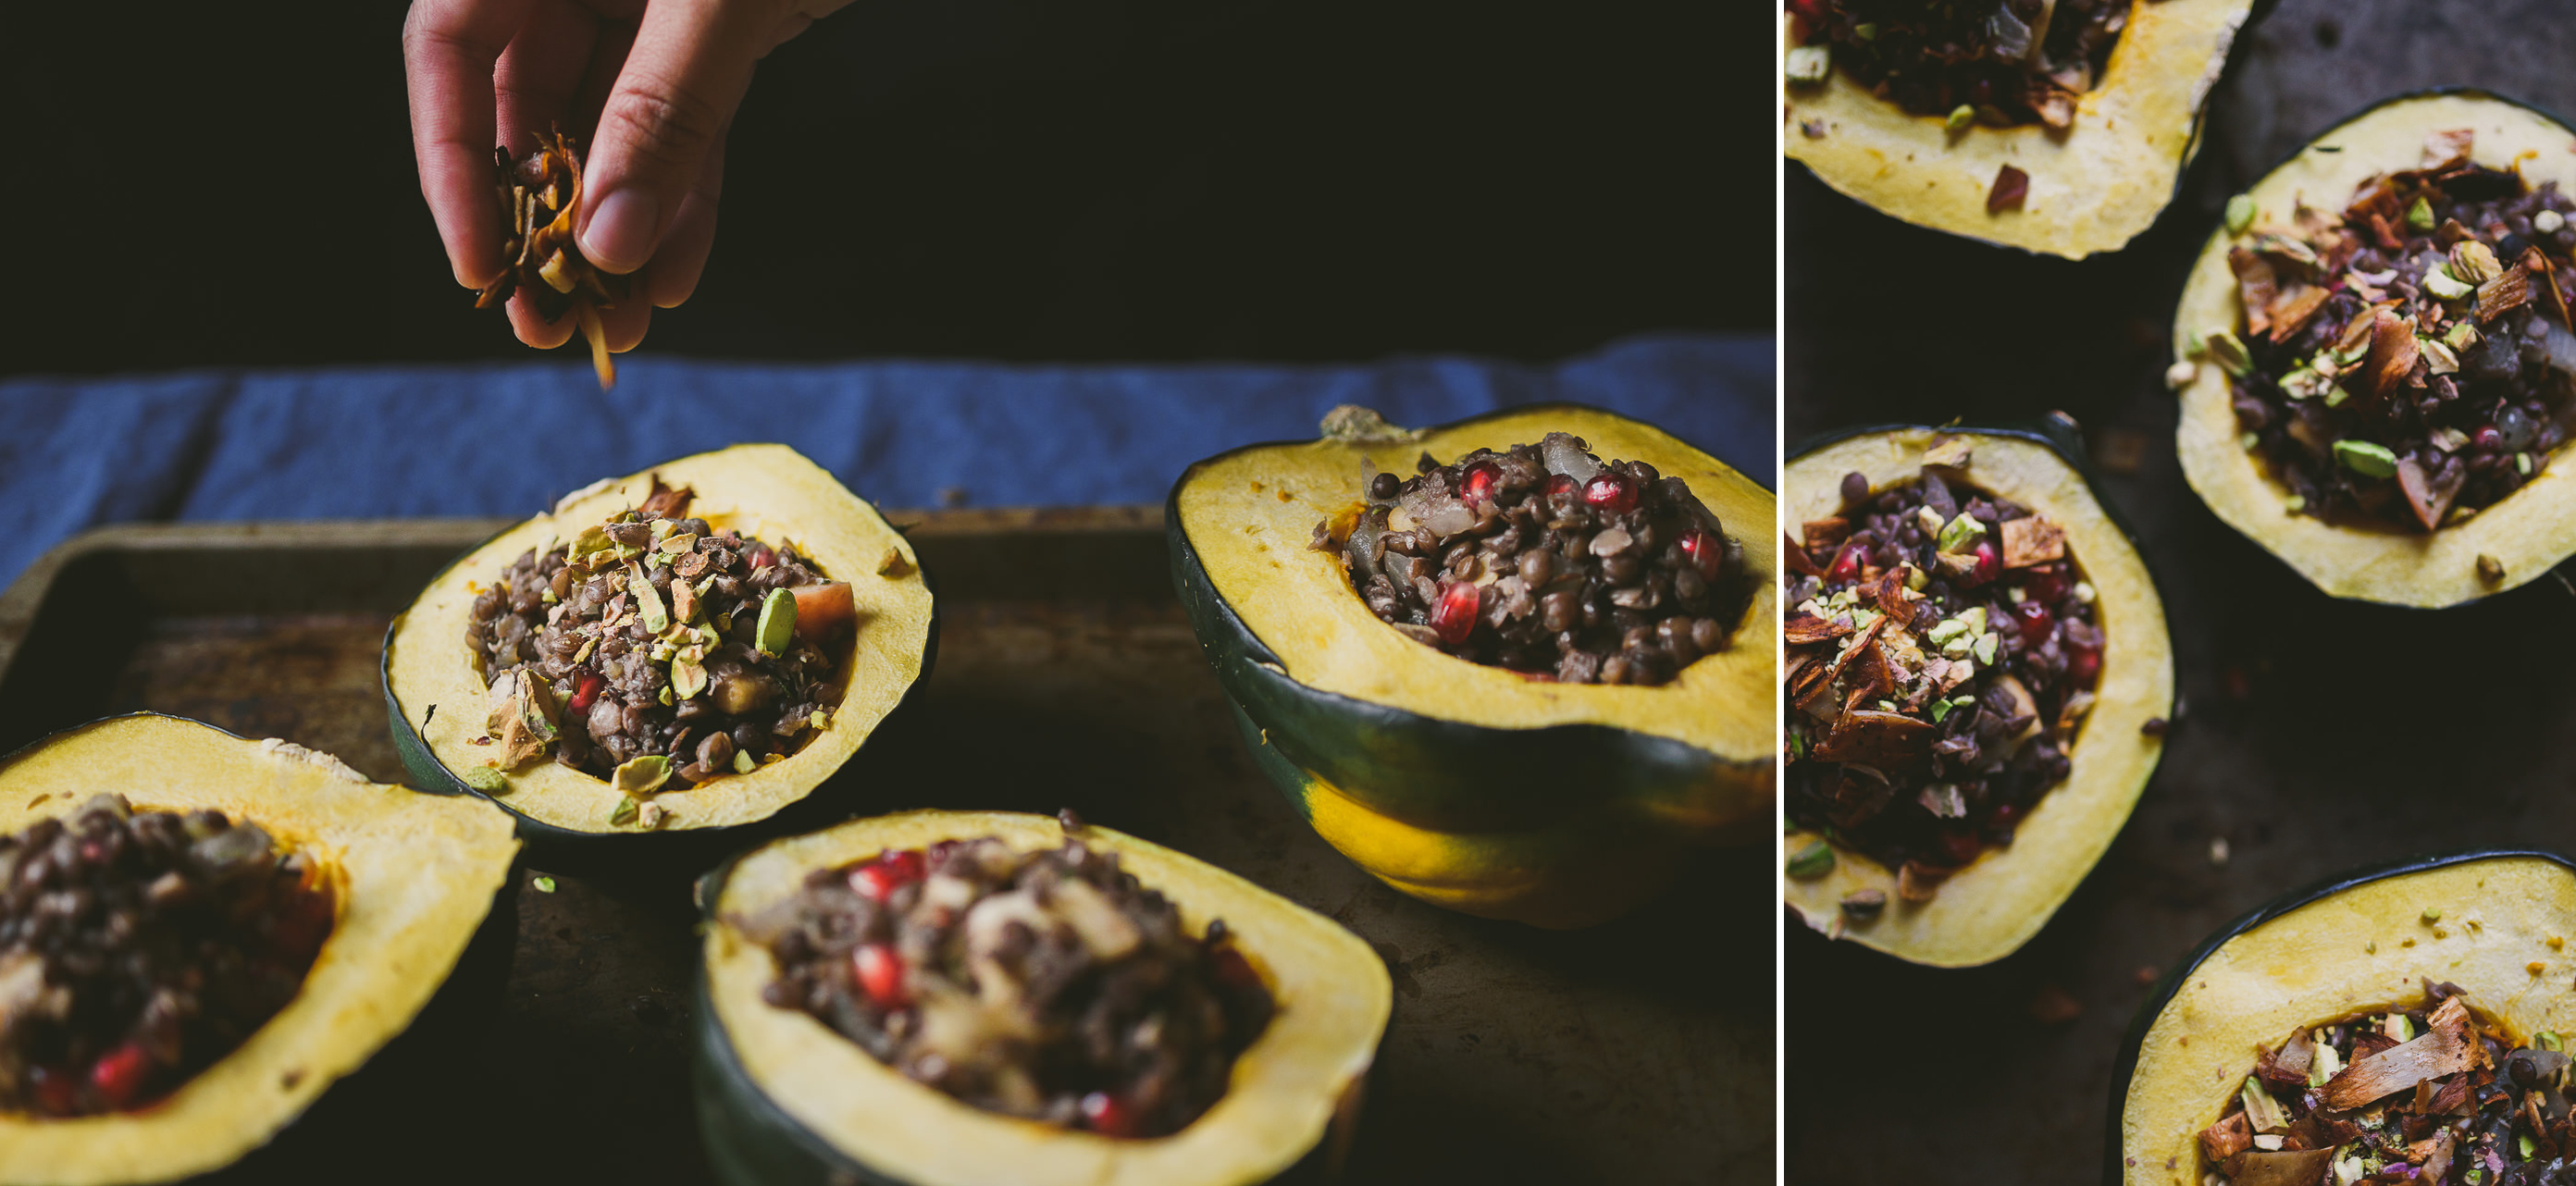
[1316,431,1746,686]
[1784,0,2130,130]
[465,479,855,814]
[744,822,1274,1139]
[2197,984,2569,1186]
[2222,129,2576,531]
[1783,459,2101,901]
[0,795,333,1117]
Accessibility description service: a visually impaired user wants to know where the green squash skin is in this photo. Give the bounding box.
[686,859,1338,1186]
[1165,403,1763,836]
[2100,848,2575,1185]
[381,524,940,857]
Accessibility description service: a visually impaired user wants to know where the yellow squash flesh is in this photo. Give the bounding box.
[0,715,518,1186]
[1782,0,2257,257]
[702,810,1391,1186]
[1177,407,1772,768]
[2174,92,2576,606]
[2119,856,2576,1186]
[1784,429,2173,967]
[384,444,934,834]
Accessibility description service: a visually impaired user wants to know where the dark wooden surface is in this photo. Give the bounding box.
[1786,3,2576,1183]
[0,513,1765,1185]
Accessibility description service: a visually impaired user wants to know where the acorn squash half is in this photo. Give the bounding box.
[383,444,935,841]
[1167,404,1775,930]
[692,809,1391,1186]
[0,713,519,1185]
[2110,850,2576,1186]
[1784,420,2174,967]
[2174,91,2576,607]
[1781,0,2264,257]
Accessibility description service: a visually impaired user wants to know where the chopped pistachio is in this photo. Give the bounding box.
[811,708,833,731]
[2518,451,2535,476]
[1786,840,1835,879]
[571,637,595,665]
[2240,1076,2288,1133]
[2285,494,2307,513]
[626,562,669,633]
[2541,210,2568,234]
[1936,512,1986,553]
[2406,195,2435,232]
[533,876,556,893]
[610,796,640,827]
[2419,336,2459,376]
[2224,194,2256,236]
[2422,907,2443,923]
[459,765,507,793]
[672,653,709,700]
[2073,581,2096,604]
[2421,265,2474,301]
[2322,385,2349,408]
[2165,360,2198,389]
[658,685,675,706]
[657,532,697,556]
[1784,45,1830,84]
[1929,698,1955,723]
[1972,632,1999,665]
[1926,618,1969,646]
[2451,240,2503,285]
[756,587,798,657]
[1957,607,1988,635]
[2444,321,2480,351]
[2544,1032,2565,1052]
[733,749,756,775]
[1914,505,1946,536]
[613,754,672,797]
[2333,439,2400,478]
[2241,431,2260,451]
[1945,104,1974,133]
[2204,330,2252,377]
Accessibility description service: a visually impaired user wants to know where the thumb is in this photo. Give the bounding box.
[576,0,780,275]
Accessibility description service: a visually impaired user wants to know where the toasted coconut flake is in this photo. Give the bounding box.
[1999,516,2065,569]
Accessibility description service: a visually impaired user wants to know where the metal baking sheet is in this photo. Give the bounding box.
[1785,3,2576,1181]
[0,510,1763,1184]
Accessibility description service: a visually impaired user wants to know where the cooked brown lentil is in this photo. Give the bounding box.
[0,794,333,1117]
[465,480,853,786]
[745,833,1272,1138]
[1319,431,1744,686]
[2224,136,2576,531]
[1785,0,2128,130]
[1784,463,2101,888]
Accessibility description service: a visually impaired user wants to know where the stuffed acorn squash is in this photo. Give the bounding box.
[1784,420,2172,967]
[692,809,1390,1186]
[2174,91,2576,607]
[384,444,935,841]
[2112,851,2576,1186]
[1782,0,2263,257]
[0,713,518,1185]
[1169,404,1774,929]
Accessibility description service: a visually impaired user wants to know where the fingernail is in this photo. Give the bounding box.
[580,188,660,274]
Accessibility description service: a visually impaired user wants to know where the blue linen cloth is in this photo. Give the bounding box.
[0,333,1769,588]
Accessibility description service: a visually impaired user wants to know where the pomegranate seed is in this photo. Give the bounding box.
[1678,528,1723,582]
[568,671,605,713]
[1544,474,1579,499]
[1081,1090,1137,1137]
[1936,828,1982,867]
[749,547,776,570]
[2475,426,2504,451]
[2021,566,2069,604]
[850,849,925,901]
[1959,540,2000,587]
[1429,581,1481,644]
[1460,463,1501,508]
[2068,643,2102,686]
[1988,801,2023,831]
[852,943,909,1008]
[90,1044,152,1110]
[1827,538,1866,584]
[2012,599,2053,645]
[1582,472,1639,514]
[31,1067,76,1116]
[1211,947,1261,989]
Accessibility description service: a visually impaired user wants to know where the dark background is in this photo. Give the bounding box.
[1788,2,2576,1183]
[0,0,1758,377]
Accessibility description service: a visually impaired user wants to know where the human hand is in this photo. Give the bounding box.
[404,0,847,354]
